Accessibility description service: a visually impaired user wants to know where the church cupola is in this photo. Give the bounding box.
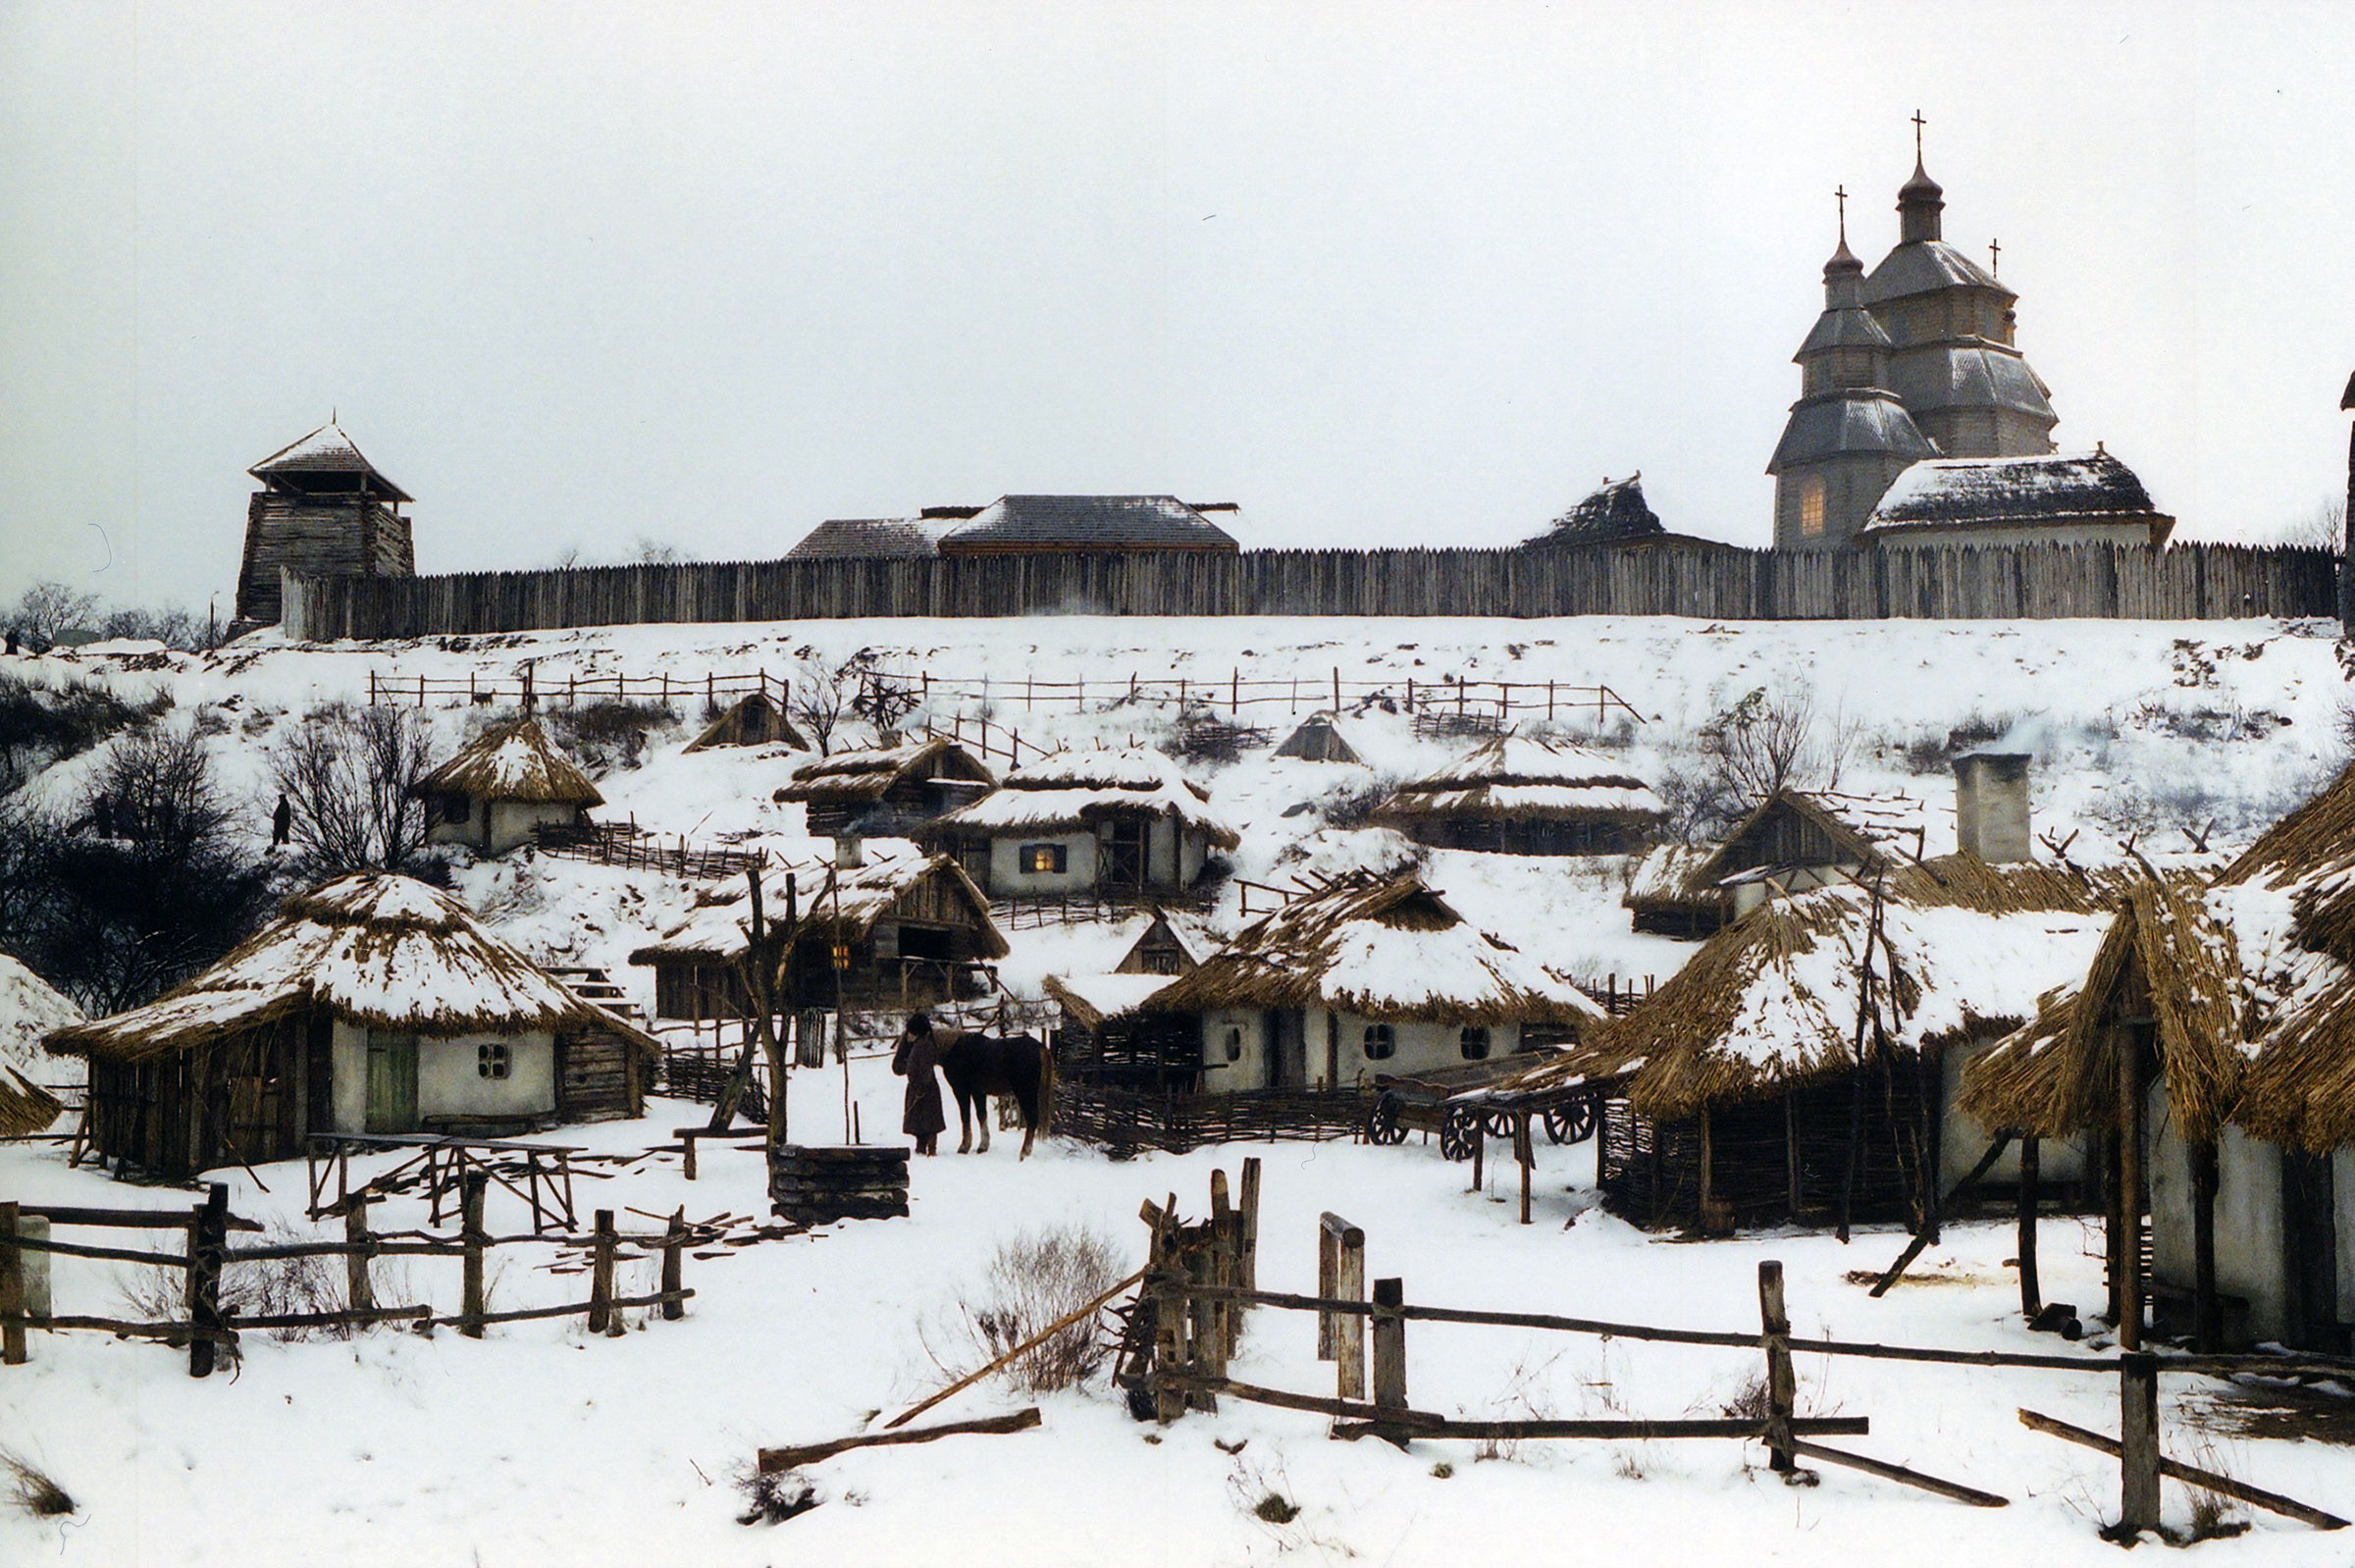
[1768,193,1936,549]
[1897,157,1944,243]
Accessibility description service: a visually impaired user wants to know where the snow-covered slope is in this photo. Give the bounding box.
[0,953,82,1088]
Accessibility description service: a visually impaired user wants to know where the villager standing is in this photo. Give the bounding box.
[893,1012,948,1156]
[272,792,293,848]
[3,627,18,655]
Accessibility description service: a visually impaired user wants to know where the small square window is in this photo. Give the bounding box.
[1459,1026,1491,1061]
[477,1042,510,1080]
[442,794,473,824]
[1361,1023,1395,1062]
[1020,843,1068,874]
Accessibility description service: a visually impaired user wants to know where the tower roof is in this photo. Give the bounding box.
[249,423,413,503]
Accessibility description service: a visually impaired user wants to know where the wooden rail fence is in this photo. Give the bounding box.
[0,1181,703,1377]
[288,542,2339,641]
[1112,1170,2351,1538]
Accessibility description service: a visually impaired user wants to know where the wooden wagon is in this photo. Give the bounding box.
[1362,1056,1606,1161]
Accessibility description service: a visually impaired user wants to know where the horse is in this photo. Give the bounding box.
[914,1019,1053,1159]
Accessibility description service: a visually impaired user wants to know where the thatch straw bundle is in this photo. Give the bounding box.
[416,715,602,806]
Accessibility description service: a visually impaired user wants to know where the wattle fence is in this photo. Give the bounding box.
[282,541,2339,640]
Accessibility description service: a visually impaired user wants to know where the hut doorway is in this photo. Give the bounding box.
[365,1035,419,1132]
[1105,821,1148,889]
[1266,1009,1307,1089]
[2281,1148,2345,1353]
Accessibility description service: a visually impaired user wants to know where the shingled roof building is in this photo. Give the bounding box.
[1860,449,2175,548]
[788,496,1242,559]
[1768,134,2143,550]
[231,423,416,636]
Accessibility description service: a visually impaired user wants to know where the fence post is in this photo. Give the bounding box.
[188,1183,228,1379]
[2117,1352,2162,1538]
[1757,1260,1796,1473]
[460,1171,489,1338]
[1370,1277,1407,1419]
[1332,668,1340,710]
[344,1195,376,1316]
[661,1207,686,1322]
[0,1201,24,1366]
[589,1208,617,1335]
[2017,1134,2042,1318]
[1209,1170,1235,1359]
[1238,1156,1260,1293]
[1335,1223,1366,1401]
[1317,1216,1340,1361]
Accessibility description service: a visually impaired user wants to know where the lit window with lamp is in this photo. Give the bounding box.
[1799,474,1826,538]
[1020,843,1067,874]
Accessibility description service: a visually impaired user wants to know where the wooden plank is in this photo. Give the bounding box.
[1789,1439,2007,1507]
[2018,1408,2348,1531]
[886,1267,1146,1431]
[0,1232,189,1268]
[0,1202,22,1366]
[758,1407,1042,1474]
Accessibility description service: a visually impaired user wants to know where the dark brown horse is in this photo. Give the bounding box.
[905,1016,1052,1158]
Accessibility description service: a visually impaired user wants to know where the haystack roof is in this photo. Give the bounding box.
[1525,475,1663,548]
[1548,855,2119,1121]
[1958,872,2249,1144]
[47,874,652,1063]
[417,715,602,806]
[1373,734,1660,827]
[626,849,1006,966]
[683,692,810,754]
[1144,872,1600,1026]
[771,739,993,809]
[0,1070,62,1138]
[933,747,1239,848]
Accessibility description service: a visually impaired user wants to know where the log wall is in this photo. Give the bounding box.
[281,542,2337,639]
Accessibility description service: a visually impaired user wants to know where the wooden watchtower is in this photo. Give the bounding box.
[230,422,415,636]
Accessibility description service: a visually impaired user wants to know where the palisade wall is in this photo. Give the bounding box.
[282,541,2338,641]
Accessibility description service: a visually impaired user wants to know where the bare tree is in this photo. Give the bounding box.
[787,657,855,757]
[2284,497,2347,553]
[633,537,684,564]
[269,704,437,877]
[1657,685,1856,844]
[97,603,214,651]
[11,582,99,649]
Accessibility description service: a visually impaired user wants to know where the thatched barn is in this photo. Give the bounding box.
[1115,911,1213,975]
[1545,853,2118,1232]
[1273,711,1363,764]
[415,714,602,856]
[628,845,1006,1020]
[1625,789,1923,937]
[926,747,1238,900]
[45,874,657,1179]
[1371,734,1661,856]
[1138,871,1599,1094]
[772,739,993,839]
[684,692,809,754]
[1964,765,2355,1351]
[1041,914,1218,1089]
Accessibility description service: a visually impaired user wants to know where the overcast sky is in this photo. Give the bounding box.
[3,0,2352,612]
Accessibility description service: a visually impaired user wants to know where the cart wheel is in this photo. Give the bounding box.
[1365,1093,1407,1147]
[1439,1106,1480,1162]
[1545,1098,1599,1145]
[1481,1110,1517,1140]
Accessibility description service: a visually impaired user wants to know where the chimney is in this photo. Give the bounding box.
[1953,754,2032,862]
[835,833,864,869]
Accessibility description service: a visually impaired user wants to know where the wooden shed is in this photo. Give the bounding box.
[1372,734,1662,857]
[772,739,994,838]
[1624,789,1923,937]
[1558,854,2118,1233]
[1273,711,1363,764]
[925,746,1238,900]
[684,692,809,754]
[1964,765,2355,1352]
[628,847,1007,1021]
[415,714,603,856]
[44,874,656,1180]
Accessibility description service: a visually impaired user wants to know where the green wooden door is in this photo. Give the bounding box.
[365,1035,418,1132]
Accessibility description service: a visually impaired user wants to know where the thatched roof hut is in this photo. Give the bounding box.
[1273,711,1364,764]
[415,714,603,855]
[929,746,1238,898]
[938,747,1237,846]
[0,1070,62,1138]
[48,874,655,1176]
[1624,790,1924,936]
[771,739,993,837]
[684,692,809,754]
[1371,734,1661,856]
[1147,872,1597,1029]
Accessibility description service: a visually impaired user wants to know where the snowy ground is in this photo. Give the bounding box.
[5,1056,2353,1565]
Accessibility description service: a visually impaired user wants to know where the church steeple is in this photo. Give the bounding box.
[1898,113,1944,242]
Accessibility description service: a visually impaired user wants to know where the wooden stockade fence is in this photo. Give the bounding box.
[1051,1081,1375,1156]
[1105,1168,2349,1539]
[0,1181,704,1377]
[533,819,767,881]
[289,542,2338,641]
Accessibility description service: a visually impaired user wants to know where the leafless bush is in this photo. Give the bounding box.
[270,703,436,877]
[2177,1436,2250,1542]
[115,1220,363,1346]
[1,1450,73,1517]
[734,1466,822,1525]
[8,581,98,649]
[923,1225,1125,1395]
[1656,685,1855,844]
[545,700,676,771]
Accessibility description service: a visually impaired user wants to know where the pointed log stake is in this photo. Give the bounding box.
[2018,1408,2347,1531]
[758,1408,1042,1474]
[884,1267,1148,1431]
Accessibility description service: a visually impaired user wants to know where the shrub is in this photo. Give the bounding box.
[925,1225,1126,1395]
[269,703,437,877]
[0,1450,73,1518]
[0,673,165,793]
[545,700,677,771]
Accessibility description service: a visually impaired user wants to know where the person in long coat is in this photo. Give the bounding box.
[893,1012,949,1156]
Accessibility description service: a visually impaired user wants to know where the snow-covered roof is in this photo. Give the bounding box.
[1863,452,2168,538]
[940,496,1241,553]
[1145,872,1602,1027]
[627,848,1005,965]
[48,874,652,1063]
[786,516,963,559]
[1,954,81,1082]
[933,747,1239,848]
[248,421,412,502]
[417,715,603,806]
[1044,971,1179,1030]
[1524,475,1664,548]
[772,740,992,807]
[1375,734,1661,826]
